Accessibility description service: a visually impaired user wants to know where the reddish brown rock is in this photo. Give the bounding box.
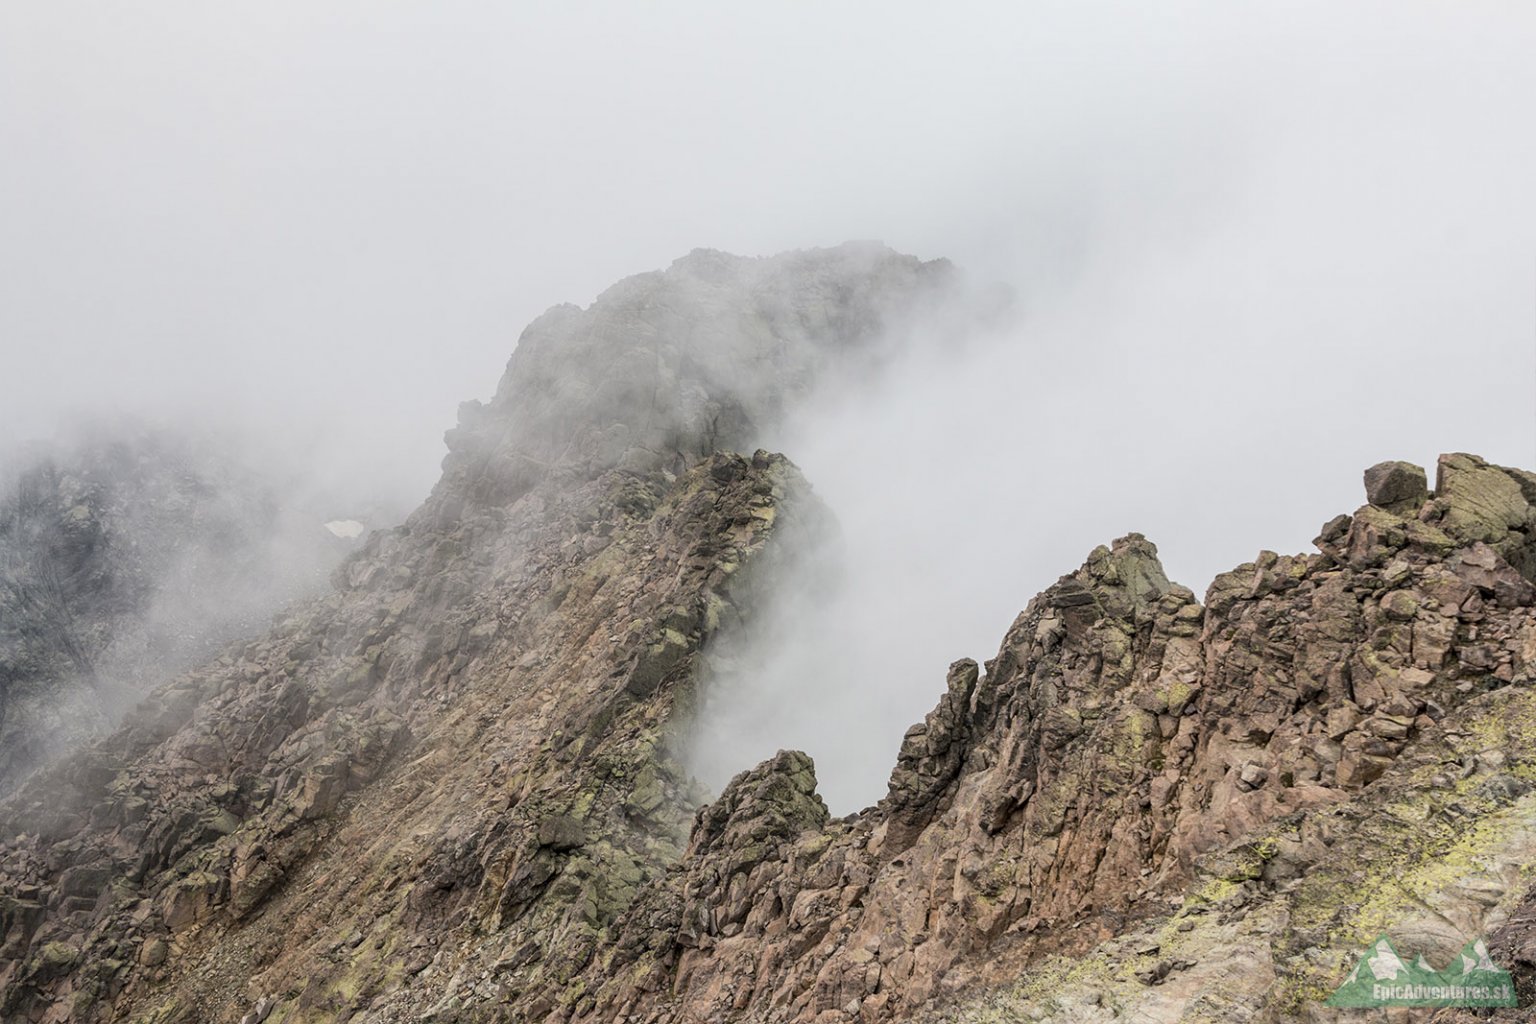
[3,252,1535,1024]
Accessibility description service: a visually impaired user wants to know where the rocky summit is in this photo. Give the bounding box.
[2,245,1536,1024]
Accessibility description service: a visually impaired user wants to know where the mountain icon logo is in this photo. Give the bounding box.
[1326,935,1517,1008]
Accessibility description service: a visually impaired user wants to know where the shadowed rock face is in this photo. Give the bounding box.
[0,430,359,797]
[2,244,1535,1024]
[1363,459,1428,512]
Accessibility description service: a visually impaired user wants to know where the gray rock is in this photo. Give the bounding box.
[1363,460,1428,510]
[536,814,586,852]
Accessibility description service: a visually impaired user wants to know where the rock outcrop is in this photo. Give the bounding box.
[2,242,1534,1024]
[545,452,1536,1024]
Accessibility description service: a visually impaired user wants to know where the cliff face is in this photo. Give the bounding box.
[1,246,1534,1024]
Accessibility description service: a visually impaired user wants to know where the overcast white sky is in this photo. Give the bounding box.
[4,3,1535,805]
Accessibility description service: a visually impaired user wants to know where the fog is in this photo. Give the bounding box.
[3,3,1534,809]
[0,418,381,792]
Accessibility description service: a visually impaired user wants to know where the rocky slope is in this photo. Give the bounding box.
[0,428,362,796]
[1,245,1533,1024]
[0,244,947,1023]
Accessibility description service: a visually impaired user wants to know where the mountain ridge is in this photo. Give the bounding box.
[1,246,1533,1023]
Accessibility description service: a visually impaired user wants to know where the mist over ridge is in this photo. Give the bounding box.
[4,3,1530,515]
[3,5,1536,1021]
[0,419,392,792]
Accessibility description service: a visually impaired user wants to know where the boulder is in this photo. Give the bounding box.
[1364,460,1428,511]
